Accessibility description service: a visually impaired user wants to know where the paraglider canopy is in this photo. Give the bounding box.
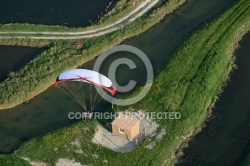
[55,69,116,111]
[55,69,116,95]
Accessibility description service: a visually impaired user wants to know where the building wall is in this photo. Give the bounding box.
[130,121,140,139]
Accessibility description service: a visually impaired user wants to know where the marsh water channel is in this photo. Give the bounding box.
[0,0,116,27]
[1,1,246,165]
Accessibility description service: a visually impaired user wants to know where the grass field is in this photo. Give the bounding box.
[1,0,249,165]
[0,155,29,166]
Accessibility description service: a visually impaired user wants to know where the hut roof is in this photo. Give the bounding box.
[111,113,140,130]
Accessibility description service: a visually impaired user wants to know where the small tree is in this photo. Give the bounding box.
[8,71,15,78]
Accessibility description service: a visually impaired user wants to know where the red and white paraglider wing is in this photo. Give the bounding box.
[55,69,116,95]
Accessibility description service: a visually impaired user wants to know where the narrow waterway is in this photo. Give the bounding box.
[0,0,235,154]
[0,46,44,82]
[177,33,250,166]
[0,0,115,27]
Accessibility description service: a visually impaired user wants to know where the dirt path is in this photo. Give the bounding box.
[0,0,159,40]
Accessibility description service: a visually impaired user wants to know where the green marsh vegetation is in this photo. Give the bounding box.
[3,0,249,165]
[0,0,186,109]
[0,155,30,166]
